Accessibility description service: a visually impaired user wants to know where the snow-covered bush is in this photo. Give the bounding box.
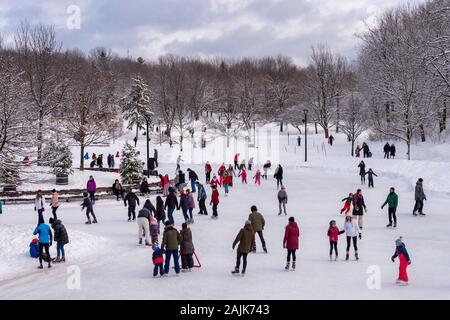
[120,143,143,184]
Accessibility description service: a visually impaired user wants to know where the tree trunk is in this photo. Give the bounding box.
[351,139,355,157]
[336,98,340,133]
[37,108,44,165]
[135,125,139,147]
[324,127,329,139]
[80,143,85,171]
[315,122,318,134]
[407,140,411,161]
[280,121,284,132]
[419,124,426,142]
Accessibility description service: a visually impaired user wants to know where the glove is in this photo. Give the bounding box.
[232,246,235,250]
[49,242,53,247]
[381,206,384,210]
[364,208,368,213]
[283,244,286,249]
[408,261,412,265]
[391,256,395,262]
[359,233,362,240]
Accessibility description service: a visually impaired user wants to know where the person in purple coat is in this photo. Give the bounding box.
[187,189,196,224]
[86,176,97,204]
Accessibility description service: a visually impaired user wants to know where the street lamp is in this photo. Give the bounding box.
[146,118,151,178]
[303,109,308,163]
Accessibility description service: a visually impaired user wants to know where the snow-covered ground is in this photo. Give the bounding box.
[1,125,450,299]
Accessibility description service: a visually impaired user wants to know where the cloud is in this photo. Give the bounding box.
[0,0,425,66]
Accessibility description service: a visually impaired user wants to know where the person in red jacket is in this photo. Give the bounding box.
[234,153,240,170]
[205,162,212,184]
[218,164,226,187]
[327,220,345,261]
[283,217,300,271]
[210,185,220,219]
[159,174,170,196]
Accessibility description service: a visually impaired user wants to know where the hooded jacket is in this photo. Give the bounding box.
[232,224,255,254]
[51,220,69,245]
[283,222,299,250]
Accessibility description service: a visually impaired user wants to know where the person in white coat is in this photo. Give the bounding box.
[343,215,362,261]
[35,190,46,225]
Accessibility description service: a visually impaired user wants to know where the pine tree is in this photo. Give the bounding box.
[120,143,143,184]
[122,75,153,147]
[0,154,20,185]
[43,141,74,176]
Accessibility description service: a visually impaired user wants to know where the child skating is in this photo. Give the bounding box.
[327,220,345,261]
[391,237,411,286]
[238,168,248,184]
[210,185,219,219]
[340,193,353,215]
[81,192,97,224]
[152,243,164,277]
[253,169,262,186]
[365,168,378,188]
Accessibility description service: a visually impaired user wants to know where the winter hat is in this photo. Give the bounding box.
[165,221,172,227]
[49,218,55,225]
[250,205,257,212]
[395,237,403,246]
[152,243,160,251]
[31,238,39,244]
[329,220,336,226]
[150,216,157,225]
[245,220,252,226]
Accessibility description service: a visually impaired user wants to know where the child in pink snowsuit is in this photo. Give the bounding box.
[391,237,411,285]
[239,168,248,184]
[254,169,261,186]
[150,216,159,244]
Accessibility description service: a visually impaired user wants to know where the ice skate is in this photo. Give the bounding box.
[139,239,142,245]
[355,252,359,261]
[386,223,392,228]
[285,262,290,270]
[231,268,240,275]
[54,257,61,263]
[38,264,43,269]
[393,222,397,228]
[292,262,296,270]
[93,219,98,224]
[85,220,92,225]
[61,257,66,263]
[345,253,349,261]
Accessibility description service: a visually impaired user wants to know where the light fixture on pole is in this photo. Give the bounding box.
[303,109,308,163]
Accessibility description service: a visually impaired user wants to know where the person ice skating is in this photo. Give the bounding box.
[234,153,240,170]
[187,189,195,224]
[232,220,255,276]
[196,182,208,216]
[253,169,262,186]
[249,206,267,253]
[180,223,195,272]
[283,217,300,270]
[159,174,170,196]
[382,187,399,228]
[205,161,212,184]
[180,189,190,223]
[365,168,378,188]
[81,192,98,224]
[50,189,60,220]
[154,148,159,168]
[84,152,89,161]
[274,165,284,189]
[176,154,183,173]
[162,221,181,275]
[340,193,353,215]
[227,164,236,186]
[391,237,411,285]
[362,142,370,158]
[343,215,361,261]
[328,135,335,146]
[187,168,199,193]
[97,154,103,168]
[140,177,150,195]
[137,203,152,246]
[124,189,140,221]
[239,160,246,173]
[33,222,53,269]
[355,145,361,158]
[358,161,366,185]
[352,189,367,229]
[263,160,271,180]
[152,243,164,277]
[210,175,220,188]
[210,184,219,219]
[87,176,97,204]
[223,170,231,196]
[248,157,254,171]
[34,190,46,225]
[164,187,179,225]
[49,218,69,263]
[278,186,288,216]
[327,220,345,261]
[238,168,248,184]
[155,196,166,233]
[0,198,3,215]
[390,144,396,159]
[176,170,186,191]
[218,164,226,187]
[413,178,427,216]
[384,143,391,159]
[92,153,97,162]
[150,216,159,244]
[112,179,124,201]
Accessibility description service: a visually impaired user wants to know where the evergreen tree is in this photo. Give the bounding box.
[122,75,153,147]
[0,154,20,185]
[43,141,74,176]
[120,143,143,184]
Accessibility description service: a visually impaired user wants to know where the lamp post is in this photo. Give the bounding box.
[303,109,308,163]
[158,120,162,146]
[146,118,150,178]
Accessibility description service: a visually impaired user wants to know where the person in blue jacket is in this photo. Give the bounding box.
[33,222,53,269]
[29,238,40,258]
[0,198,3,214]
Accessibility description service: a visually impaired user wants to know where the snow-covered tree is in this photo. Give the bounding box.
[43,140,74,176]
[120,143,143,184]
[340,93,369,156]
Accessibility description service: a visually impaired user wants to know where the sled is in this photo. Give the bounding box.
[172,251,202,269]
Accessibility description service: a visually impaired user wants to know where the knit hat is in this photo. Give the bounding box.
[245,220,251,226]
[395,237,403,246]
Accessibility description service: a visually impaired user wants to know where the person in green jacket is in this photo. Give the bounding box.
[232,220,255,275]
[0,198,3,214]
[248,205,267,253]
[161,221,181,275]
[381,187,399,228]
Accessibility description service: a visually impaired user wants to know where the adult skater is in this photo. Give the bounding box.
[352,189,367,229]
[124,189,140,221]
[343,215,361,261]
[159,174,170,196]
[187,168,199,193]
[140,177,150,195]
[390,144,396,159]
[196,182,208,216]
[179,189,190,223]
[232,220,255,276]
[218,163,226,187]
[137,203,152,246]
[81,192,97,224]
[362,142,370,158]
[383,143,391,159]
[176,154,183,173]
[87,176,97,204]
[205,161,212,184]
[358,161,366,185]
[154,148,159,168]
[278,186,288,216]
[391,237,411,285]
[180,223,195,271]
[274,164,284,189]
[33,221,53,269]
[249,206,267,253]
[155,196,166,234]
[112,179,124,201]
[413,178,427,216]
[263,160,271,180]
[49,218,69,263]
[327,220,345,261]
[234,153,240,170]
[161,221,181,275]
[283,217,299,270]
[176,170,186,191]
[248,157,254,171]
[381,187,399,228]
[50,189,60,220]
[328,135,335,146]
[210,185,219,219]
[365,168,378,188]
[164,187,179,225]
[34,190,46,225]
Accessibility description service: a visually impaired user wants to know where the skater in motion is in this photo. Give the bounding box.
[34,190,46,225]
[112,179,124,201]
[33,221,53,269]
[81,192,98,224]
[274,164,283,189]
[210,184,219,219]
[283,217,299,270]
[263,160,271,180]
[50,189,60,220]
[124,189,140,222]
[352,189,367,229]
[176,154,183,173]
[390,144,396,159]
[164,187,179,225]
[238,167,248,184]
[327,220,345,261]
[204,161,212,184]
[413,178,427,216]
[196,182,208,216]
[232,220,255,276]
[278,186,288,216]
[381,187,399,228]
[365,168,378,188]
[391,237,411,285]
[162,221,181,275]
[343,215,361,261]
[137,202,153,246]
[87,176,97,204]
[340,193,353,215]
[253,169,262,186]
[249,206,267,253]
[49,218,69,263]
[358,161,366,185]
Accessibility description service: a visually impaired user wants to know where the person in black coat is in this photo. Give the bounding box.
[352,189,367,229]
[49,218,69,263]
[112,179,124,200]
[177,170,186,190]
[362,143,370,158]
[390,144,396,159]
[365,169,378,188]
[140,177,150,194]
[187,168,199,193]
[124,190,140,221]
[358,161,366,185]
[384,143,391,159]
[165,187,179,225]
[155,196,166,234]
[274,165,284,189]
[81,192,97,224]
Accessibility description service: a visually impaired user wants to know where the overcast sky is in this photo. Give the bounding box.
[0,0,422,66]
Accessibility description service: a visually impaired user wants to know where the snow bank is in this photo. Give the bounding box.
[0,224,109,282]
